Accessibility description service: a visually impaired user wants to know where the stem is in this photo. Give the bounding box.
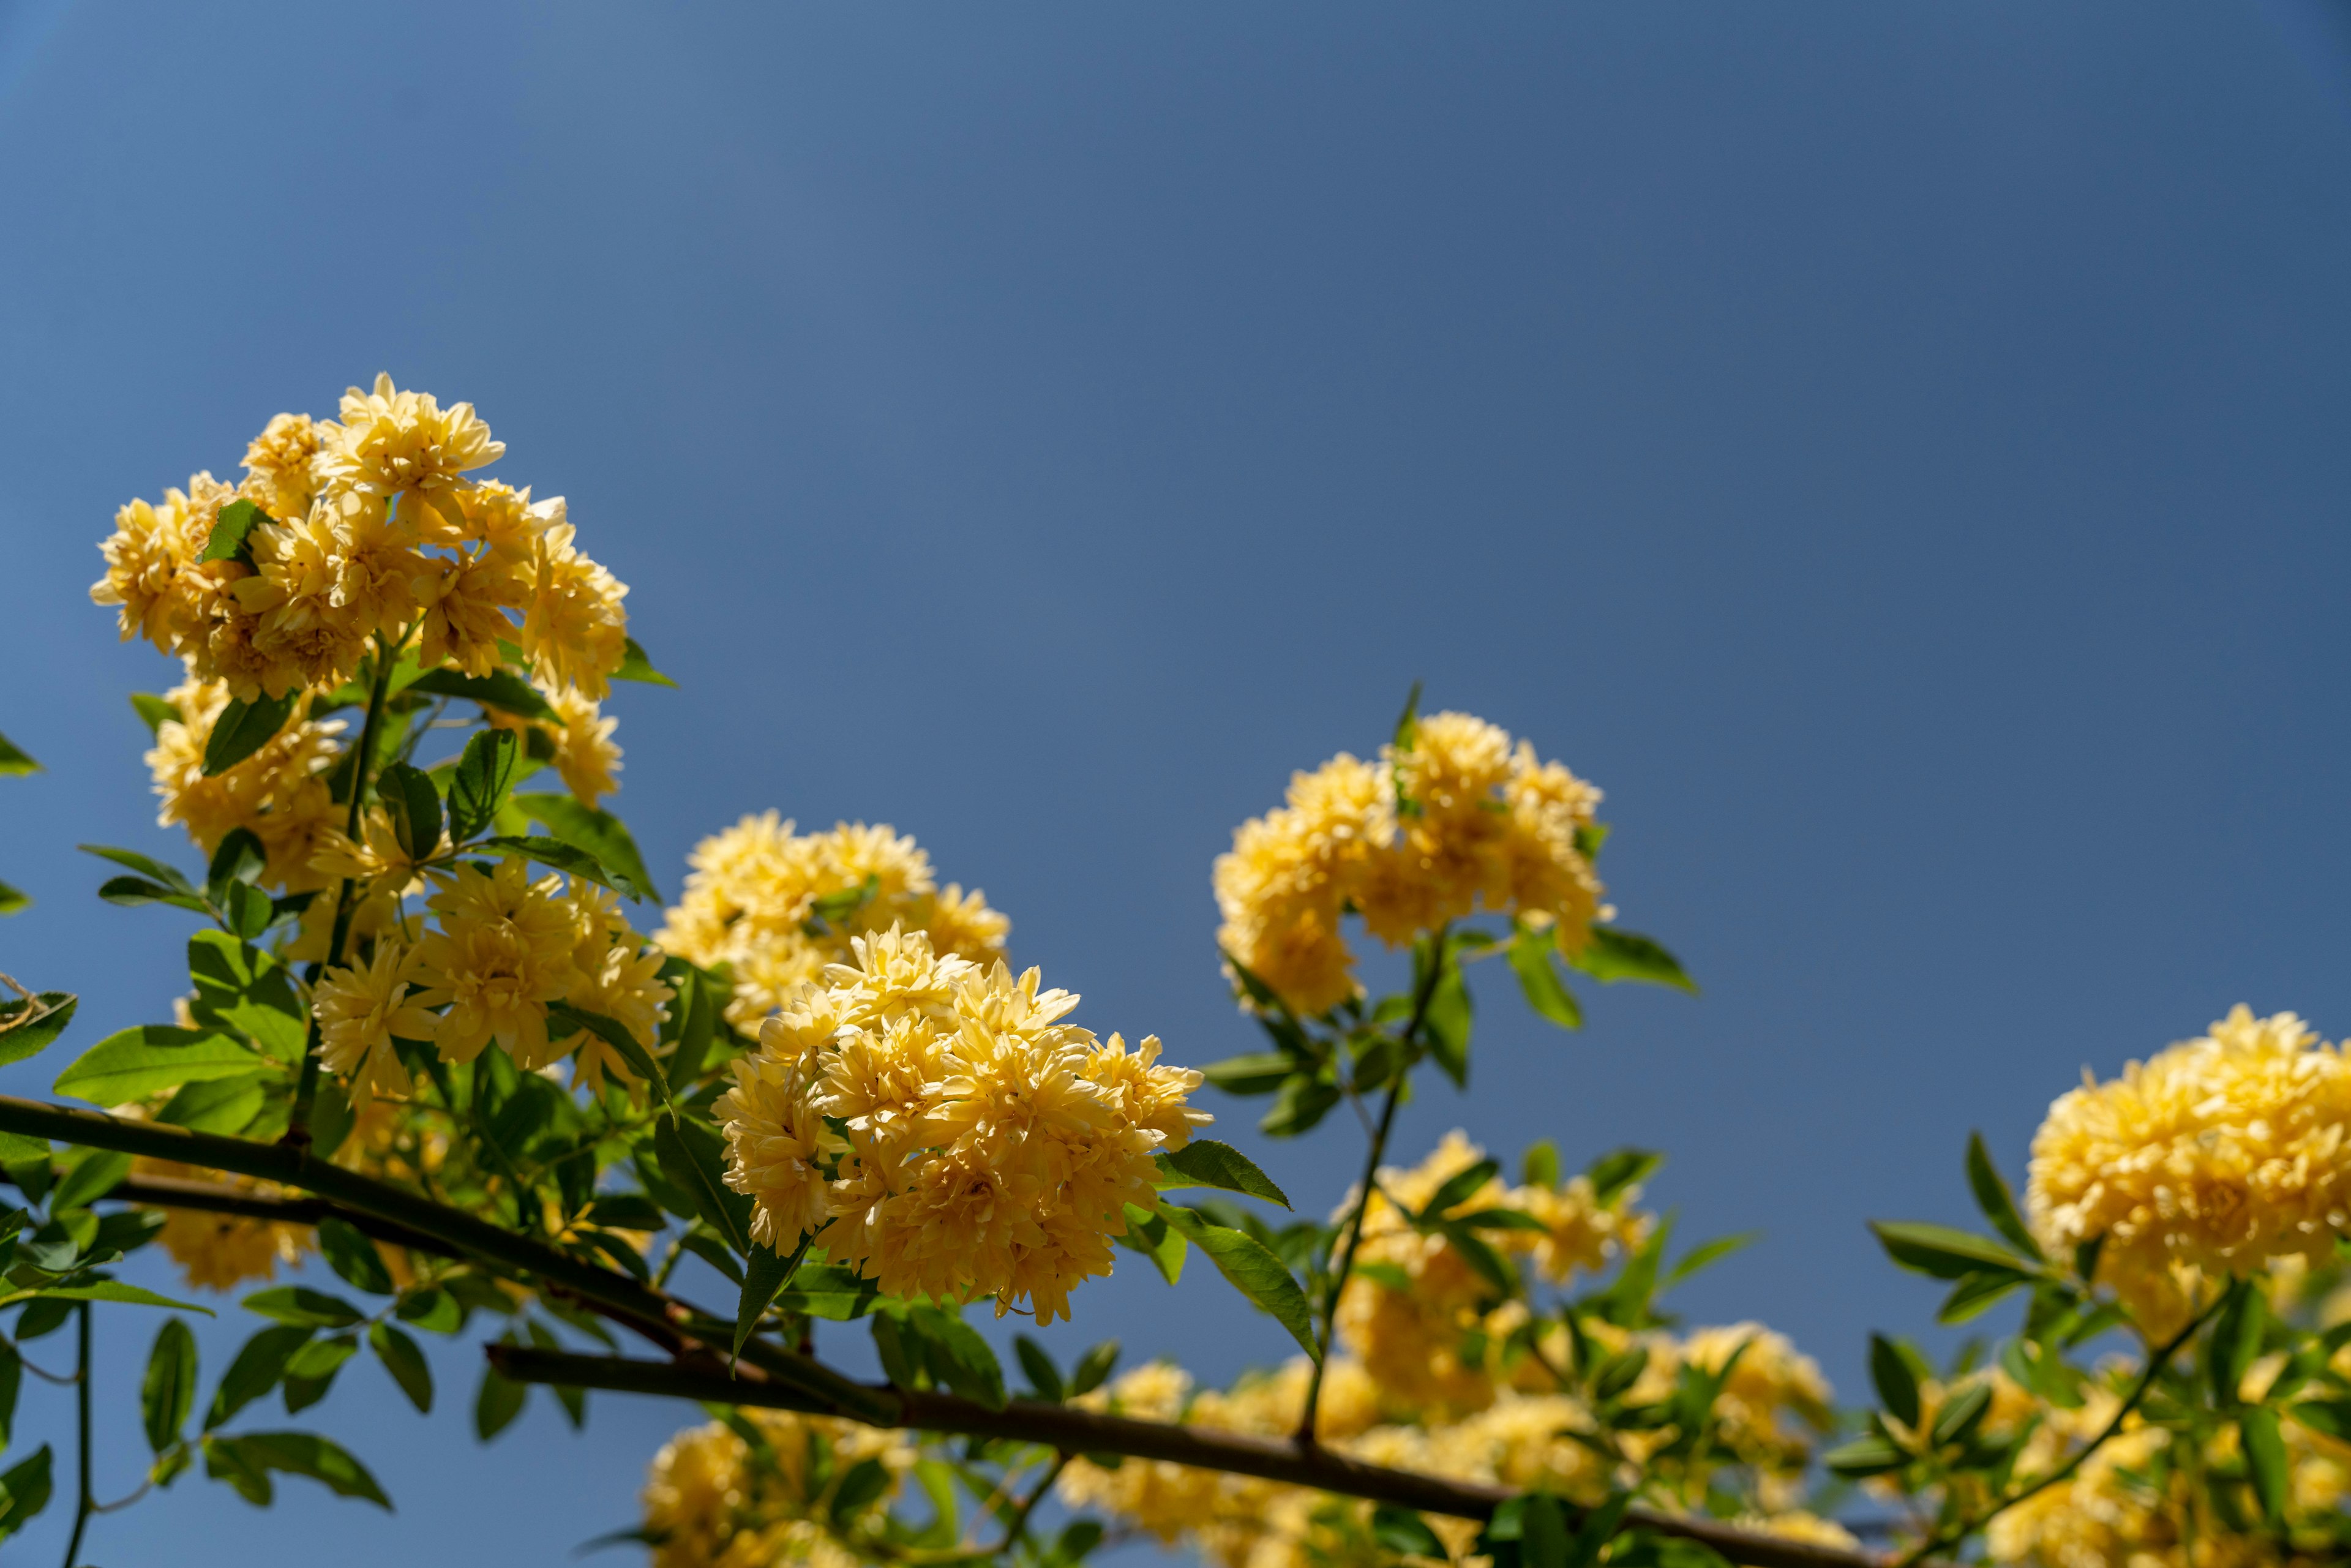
[1897,1294,2225,1567]
[60,1303,90,1568]
[1295,923,1450,1445]
[994,1453,1071,1556]
[286,630,403,1148]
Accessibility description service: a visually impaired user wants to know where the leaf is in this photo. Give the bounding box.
[53,1024,258,1105]
[1422,962,1472,1087]
[1152,1140,1292,1209]
[187,931,306,1062]
[1870,1334,1922,1428]
[2209,1278,2265,1406]
[157,1071,271,1137]
[1585,1148,1662,1204]
[616,637,678,687]
[448,728,522,842]
[1823,1433,1909,1477]
[1938,1271,2025,1324]
[368,1322,433,1414]
[1964,1133,2044,1261]
[831,1455,892,1523]
[654,1114,754,1258]
[663,966,718,1092]
[1372,1506,1446,1558]
[1869,1220,2032,1281]
[2242,1405,2288,1523]
[199,498,268,565]
[317,1217,396,1296]
[1392,681,1423,754]
[736,1242,800,1359]
[204,828,267,902]
[1521,1139,1562,1190]
[1157,1203,1318,1359]
[1520,1493,1569,1568]
[1116,1202,1187,1285]
[1508,923,1584,1030]
[0,730,37,776]
[1564,1493,1631,1568]
[476,1361,529,1441]
[514,793,662,904]
[1199,1054,1295,1096]
[0,992,76,1068]
[1422,1158,1503,1221]
[130,692,179,736]
[1015,1335,1064,1402]
[6,1280,212,1314]
[0,1444,52,1537]
[1259,1075,1340,1138]
[477,835,643,901]
[242,1286,366,1329]
[282,1334,359,1412]
[1931,1382,1994,1447]
[206,1431,390,1509]
[2289,1400,2351,1441]
[141,1318,198,1454]
[548,1002,672,1109]
[405,667,558,720]
[51,1147,132,1210]
[378,762,443,863]
[96,874,210,913]
[907,1305,1007,1409]
[0,1344,16,1449]
[1565,927,1697,992]
[206,1324,313,1430]
[0,878,23,917]
[1663,1231,1757,1289]
[201,690,299,776]
[80,843,198,892]
[1070,1340,1120,1397]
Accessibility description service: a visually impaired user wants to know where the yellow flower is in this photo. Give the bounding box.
[2027,1007,2351,1338]
[309,804,440,890]
[316,939,438,1106]
[315,373,503,533]
[146,673,347,883]
[544,683,621,809]
[554,882,674,1093]
[642,1409,910,1568]
[91,493,199,649]
[409,857,582,1065]
[135,1158,311,1292]
[520,521,629,698]
[718,1051,835,1250]
[239,411,324,520]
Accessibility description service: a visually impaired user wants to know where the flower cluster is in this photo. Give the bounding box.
[144,672,348,891]
[642,1408,913,1568]
[657,813,1010,1030]
[1334,1132,1650,1413]
[1214,711,1606,1016]
[714,927,1207,1321]
[2027,1007,2351,1337]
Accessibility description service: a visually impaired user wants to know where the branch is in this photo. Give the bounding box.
[98,1174,457,1259]
[487,1347,1927,1568]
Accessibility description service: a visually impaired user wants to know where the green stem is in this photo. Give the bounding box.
[59,1302,90,1568]
[1295,921,1450,1445]
[992,1452,1071,1557]
[286,631,403,1147]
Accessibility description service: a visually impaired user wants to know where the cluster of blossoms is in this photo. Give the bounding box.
[642,1409,914,1568]
[715,927,1208,1322]
[657,812,1009,1030]
[1335,1131,1652,1412]
[1214,711,1607,1016]
[2027,1007,2351,1337]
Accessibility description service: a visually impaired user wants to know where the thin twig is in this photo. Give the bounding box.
[60,1302,91,1568]
[993,1452,1071,1556]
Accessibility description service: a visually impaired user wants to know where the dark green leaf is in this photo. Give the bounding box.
[97,874,210,913]
[476,1361,529,1440]
[1520,1493,1569,1568]
[242,1286,365,1330]
[1152,1140,1292,1209]
[206,1430,389,1509]
[1521,1139,1562,1190]
[199,498,268,565]
[906,1305,1007,1409]
[477,835,643,901]
[1372,1506,1446,1558]
[1423,1158,1503,1221]
[158,1072,271,1136]
[1158,1204,1318,1359]
[736,1242,800,1358]
[395,1288,464,1335]
[1114,1202,1187,1285]
[1565,1493,1632,1568]
[654,1115,754,1258]
[1586,1148,1662,1204]
[1015,1335,1064,1402]
[2242,1405,2288,1523]
[282,1334,359,1412]
[831,1455,891,1523]
[448,729,522,842]
[51,1148,132,1210]
[2210,1279,2265,1407]
[2073,1234,2105,1285]
[1965,1133,2044,1261]
[1938,1271,2025,1324]
[80,843,197,892]
[206,1324,313,1430]
[187,931,306,1062]
[1423,963,1472,1087]
[0,877,24,917]
[514,793,662,904]
[548,1002,671,1109]
[405,667,558,720]
[1932,1382,1993,1447]
[1664,1231,1758,1288]
[130,692,179,736]
[1870,1334,1922,1428]
[317,1217,396,1296]
[1508,923,1583,1030]
[1070,1340,1120,1397]
[54,1024,257,1105]
[1259,1075,1340,1138]
[201,691,299,776]
[368,1322,432,1414]
[662,966,718,1092]
[0,1444,52,1537]
[12,1280,211,1315]
[616,637,678,688]
[1823,1433,1909,1477]
[2289,1400,2351,1441]
[1870,1220,2032,1281]
[0,1344,16,1449]
[378,762,443,861]
[142,1318,197,1454]
[205,828,267,903]
[1392,681,1423,752]
[1199,1053,1295,1096]
[1565,928,1697,992]
[0,992,76,1068]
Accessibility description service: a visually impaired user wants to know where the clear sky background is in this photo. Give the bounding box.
[2,3,2350,1563]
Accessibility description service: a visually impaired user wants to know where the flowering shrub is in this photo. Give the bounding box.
[0,377,2345,1568]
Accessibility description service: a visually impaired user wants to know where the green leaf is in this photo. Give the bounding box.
[1259,1075,1340,1138]
[1152,1140,1292,1209]
[1115,1202,1187,1285]
[1663,1231,1758,1288]
[0,1444,52,1537]
[1869,1220,2032,1281]
[405,667,558,720]
[201,691,299,777]
[205,1431,389,1509]
[0,877,24,917]
[773,1264,880,1322]
[1392,681,1423,753]
[476,1361,529,1440]
[907,1305,1007,1409]
[1199,1054,1295,1096]
[1964,1133,2044,1261]
[199,498,268,565]
[96,874,212,913]
[2289,1400,2351,1442]
[367,1321,432,1414]
[1157,1203,1318,1359]
[1870,1334,1922,1428]
[242,1286,365,1330]
[1507,923,1583,1030]
[2209,1278,2265,1406]
[547,1002,672,1109]
[130,692,179,736]
[1422,962,1472,1087]
[2242,1405,2288,1523]
[448,729,522,842]
[141,1318,198,1454]
[1565,928,1697,993]
[0,1344,17,1449]
[157,1072,271,1137]
[736,1241,800,1358]
[1070,1340,1120,1397]
[206,1324,313,1430]
[205,828,267,902]
[1938,1270,2025,1324]
[378,762,443,861]
[662,966,718,1092]
[80,843,198,893]
[831,1455,892,1523]
[1931,1382,1993,1447]
[53,1024,258,1105]
[187,931,306,1062]
[1014,1335,1064,1402]
[1371,1506,1446,1559]
[1422,1158,1504,1221]
[1520,1493,1569,1568]
[616,636,678,688]
[1823,1432,1909,1477]
[654,1114,754,1258]
[0,992,76,1068]
[476,835,644,901]
[317,1217,396,1296]
[0,730,38,777]
[282,1334,359,1412]
[514,793,662,904]
[1521,1139,1562,1190]
[51,1147,132,1210]
[1585,1147,1662,1204]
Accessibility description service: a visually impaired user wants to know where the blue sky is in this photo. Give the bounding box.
[2,3,2350,1563]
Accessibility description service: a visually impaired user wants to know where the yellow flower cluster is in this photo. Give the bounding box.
[657,813,1010,1030]
[1214,711,1606,1016]
[144,673,348,890]
[1334,1133,1649,1414]
[2027,1007,2351,1337]
[642,1408,913,1568]
[137,1160,312,1291]
[313,860,675,1106]
[714,927,1208,1322]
